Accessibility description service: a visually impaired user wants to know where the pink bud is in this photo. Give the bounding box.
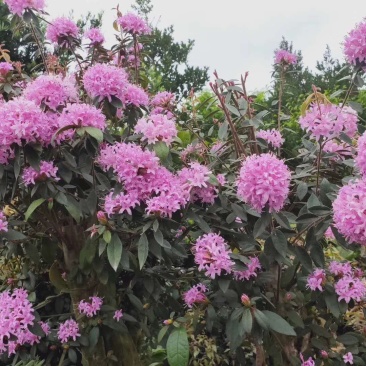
[320,350,328,358]
[163,319,173,325]
[241,294,251,307]
[97,211,107,225]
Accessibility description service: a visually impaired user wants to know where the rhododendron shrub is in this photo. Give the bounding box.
[2,3,366,366]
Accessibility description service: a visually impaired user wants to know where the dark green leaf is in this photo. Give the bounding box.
[138,234,149,270]
[108,234,123,271]
[25,198,46,221]
[262,311,296,336]
[166,327,189,366]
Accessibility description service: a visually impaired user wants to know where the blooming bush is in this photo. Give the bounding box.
[1,2,366,366]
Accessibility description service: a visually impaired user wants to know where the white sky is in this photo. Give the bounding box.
[46,0,366,92]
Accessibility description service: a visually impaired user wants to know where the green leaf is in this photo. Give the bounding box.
[82,127,104,142]
[293,246,312,273]
[2,229,27,241]
[272,229,287,257]
[166,327,189,366]
[103,230,111,244]
[254,309,269,330]
[25,198,46,221]
[253,213,271,238]
[89,326,100,349]
[49,262,68,292]
[138,233,149,270]
[240,308,252,336]
[262,311,296,336]
[337,333,359,346]
[296,182,308,200]
[218,120,228,140]
[154,141,169,160]
[107,234,123,271]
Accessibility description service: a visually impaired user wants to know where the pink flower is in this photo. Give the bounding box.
[113,309,123,322]
[123,84,149,107]
[234,256,261,281]
[333,180,366,245]
[104,191,140,216]
[256,129,284,148]
[4,0,44,16]
[0,62,13,75]
[183,284,208,308]
[356,131,366,176]
[117,13,151,35]
[57,319,80,343]
[210,141,224,155]
[274,50,297,65]
[240,294,251,306]
[0,289,38,355]
[0,98,57,164]
[323,140,352,161]
[334,276,366,303]
[343,352,354,364]
[78,296,103,317]
[151,91,175,109]
[39,321,51,336]
[216,174,226,186]
[299,104,358,140]
[306,269,326,291]
[320,350,328,358]
[344,19,366,67]
[84,28,105,45]
[46,17,79,46]
[300,354,315,366]
[0,212,8,232]
[236,153,291,213]
[57,103,106,139]
[23,74,78,111]
[22,161,59,186]
[83,63,128,102]
[192,233,234,279]
[135,114,177,145]
[329,261,352,277]
[181,142,205,162]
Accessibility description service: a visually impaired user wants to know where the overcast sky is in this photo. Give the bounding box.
[46,0,366,92]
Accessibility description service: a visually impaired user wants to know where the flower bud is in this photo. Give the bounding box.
[163,319,173,325]
[241,294,251,307]
[320,350,328,358]
[97,211,108,225]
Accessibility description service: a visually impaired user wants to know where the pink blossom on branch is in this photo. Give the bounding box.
[46,17,79,46]
[117,13,151,35]
[78,296,103,317]
[123,84,149,107]
[344,19,366,67]
[83,63,128,102]
[114,309,123,321]
[236,153,291,213]
[0,62,13,75]
[84,28,105,45]
[22,161,59,186]
[4,0,45,16]
[306,269,326,291]
[355,131,366,176]
[57,319,80,343]
[300,354,315,366]
[183,283,208,308]
[193,233,234,279]
[234,256,261,281]
[256,129,284,148]
[334,275,366,303]
[333,180,366,245]
[274,49,297,65]
[150,91,175,109]
[23,74,78,111]
[0,212,8,232]
[135,114,177,145]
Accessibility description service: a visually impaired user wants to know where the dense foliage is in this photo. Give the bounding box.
[1,2,366,366]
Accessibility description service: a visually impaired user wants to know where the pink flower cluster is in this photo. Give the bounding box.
[210,141,224,155]
[78,296,103,317]
[57,319,80,343]
[329,261,352,277]
[300,354,315,366]
[23,74,78,111]
[335,275,366,303]
[114,309,123,321]
[274,50,297,65]
[0,289,39,355]
[234,256,261,281]
[123,84,149,107]
[22,161,59,186]
[84,28,105,45]
[0,62,13,75]
[46,17,79,46]
[183,283,208,308]
[236,153,291,213]
[344,19,366,66]
[83,63,128,102]
[4,0,45,16]
[0,212,8,232]
[323,140,352,161]
[256,129,284,148]
[58,103,106,139]
[178,162,218,204]
[299,103,358,140]
[333,180,366,245]
[356,131,366,175]
[135,114,177,145]
[192,233,234,279]
[306,269,326,291]
[151,91,175,109]
[117,13,151,35]
[0,98,58,164]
